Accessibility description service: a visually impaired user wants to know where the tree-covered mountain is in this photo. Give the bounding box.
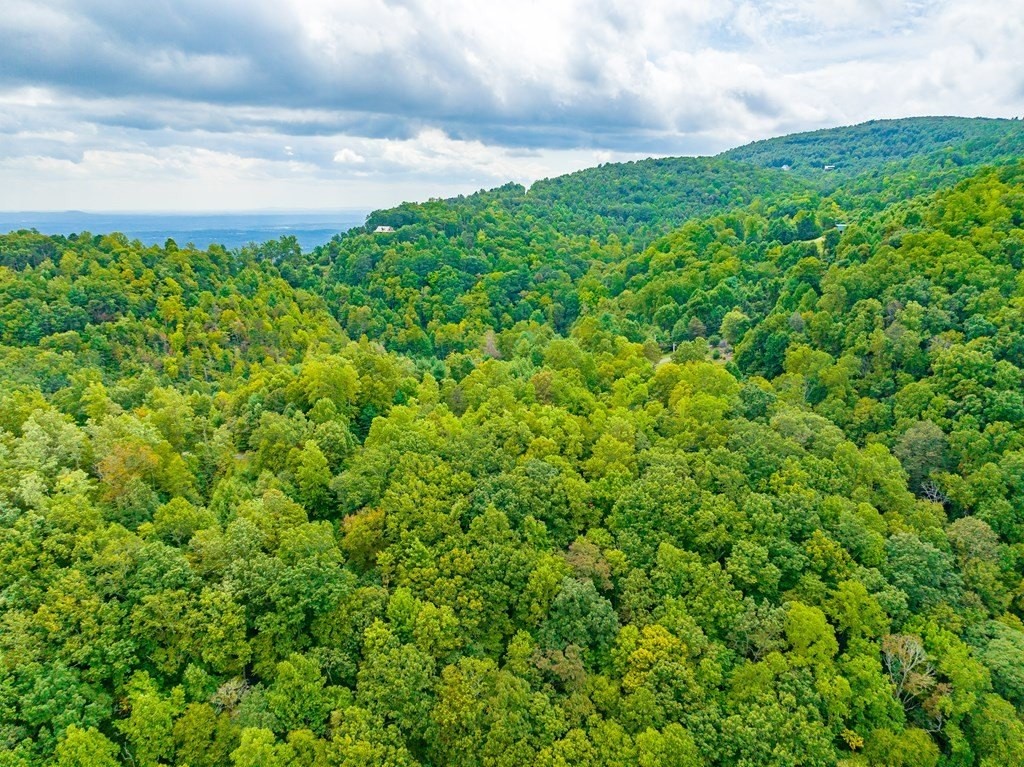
[2,117,1024,767]
[721,116,1024,177]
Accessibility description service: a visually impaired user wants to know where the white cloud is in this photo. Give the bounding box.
[332,148,365,164]
[0,0,1021,210]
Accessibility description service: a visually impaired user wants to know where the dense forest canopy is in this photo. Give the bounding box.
[2,116,1024,767]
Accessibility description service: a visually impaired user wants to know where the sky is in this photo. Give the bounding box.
[1,0,1022,212]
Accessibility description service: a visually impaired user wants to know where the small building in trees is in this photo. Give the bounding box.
[373,225,395,233]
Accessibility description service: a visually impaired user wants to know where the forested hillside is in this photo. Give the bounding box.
[722,117,1024,176]
[2,117,1024,767]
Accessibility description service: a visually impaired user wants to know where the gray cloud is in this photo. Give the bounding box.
[0,1,800,141]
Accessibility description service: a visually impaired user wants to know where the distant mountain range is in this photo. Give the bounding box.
[0,211,368,251]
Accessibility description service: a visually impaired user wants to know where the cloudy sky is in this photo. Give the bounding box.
[2,0,1021,211]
